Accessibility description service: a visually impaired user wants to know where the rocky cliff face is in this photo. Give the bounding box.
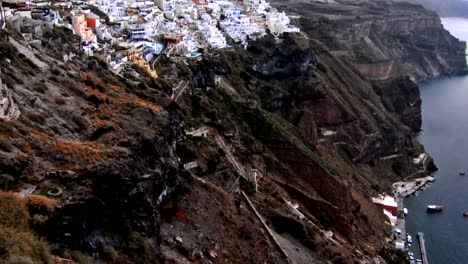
[160,31,426,262]
[274,0,467,133]
[0,1,461,263]
[0,28,191,263]
[281,0,467,81]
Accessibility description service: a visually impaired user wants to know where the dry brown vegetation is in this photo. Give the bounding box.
[25,130,104,169]
[81,72,161,114]
[0,191,55,264]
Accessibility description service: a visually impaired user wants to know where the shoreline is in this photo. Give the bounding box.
[393,176,436,199]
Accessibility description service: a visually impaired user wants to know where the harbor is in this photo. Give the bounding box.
[388,187,431,264]
[371,156,438,262]
[393,171,438,263]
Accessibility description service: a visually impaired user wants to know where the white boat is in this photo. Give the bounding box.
[427,204,443,212]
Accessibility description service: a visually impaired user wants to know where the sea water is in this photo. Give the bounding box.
[405,17,468,264]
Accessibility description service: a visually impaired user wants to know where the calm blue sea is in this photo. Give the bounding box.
[405,17,468,264]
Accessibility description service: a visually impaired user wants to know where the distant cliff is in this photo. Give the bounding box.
[402,0,468,18]
[278,0,468,81]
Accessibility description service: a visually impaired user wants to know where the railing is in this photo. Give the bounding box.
[0,2,6,30]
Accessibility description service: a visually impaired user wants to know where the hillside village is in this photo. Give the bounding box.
[0,0,299,79]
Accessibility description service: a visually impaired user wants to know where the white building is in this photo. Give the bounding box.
[96,24,116,42]
[155,0,174,11]
[197,19,226,48]
[266,11,299,37]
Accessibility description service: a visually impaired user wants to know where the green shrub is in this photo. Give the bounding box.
[25,112,47,124]
[207,156,219,173]
[176,141,197,161]
[379,247,408,264]
[83,78,96,88]
[32,81,48,94]
[306,226,316,240]
[0,138,13,152]
[101,245,119,263]
[239,177,256,195]
[123,232,156,264]
[68,82,86,97]
[72,115,88,131]
[51,68,61,75]
[96,82,107,93]
[392,163,402,176]
[5,256,35,264]
[71,250,92,264]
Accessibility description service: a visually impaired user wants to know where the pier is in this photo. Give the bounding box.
[417,232,429,264]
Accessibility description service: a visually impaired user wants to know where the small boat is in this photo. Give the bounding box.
[460,171,466,175]
[464,212,468,217]
[427,205,443,212]
[407,234,413,243]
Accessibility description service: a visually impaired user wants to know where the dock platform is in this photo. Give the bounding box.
[417,232,429,264]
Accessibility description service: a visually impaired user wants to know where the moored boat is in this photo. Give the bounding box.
[427,205,443,212]
[407,234,412,243]
[463,212,468,217]
[460,171,466,175]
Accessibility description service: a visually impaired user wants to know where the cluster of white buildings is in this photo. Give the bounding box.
[1,0,299,79]
[90,0,299,51]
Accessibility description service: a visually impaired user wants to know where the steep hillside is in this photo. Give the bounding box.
[0,27,190,263]
[0,1,463,263]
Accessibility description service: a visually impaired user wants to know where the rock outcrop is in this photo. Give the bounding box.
[0,70,20,121]
[373,76,422,132]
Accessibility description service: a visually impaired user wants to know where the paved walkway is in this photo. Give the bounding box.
[394,196,407,248]
[214,134,246,177]
[405,155,428,181]
[171,81,189,102]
